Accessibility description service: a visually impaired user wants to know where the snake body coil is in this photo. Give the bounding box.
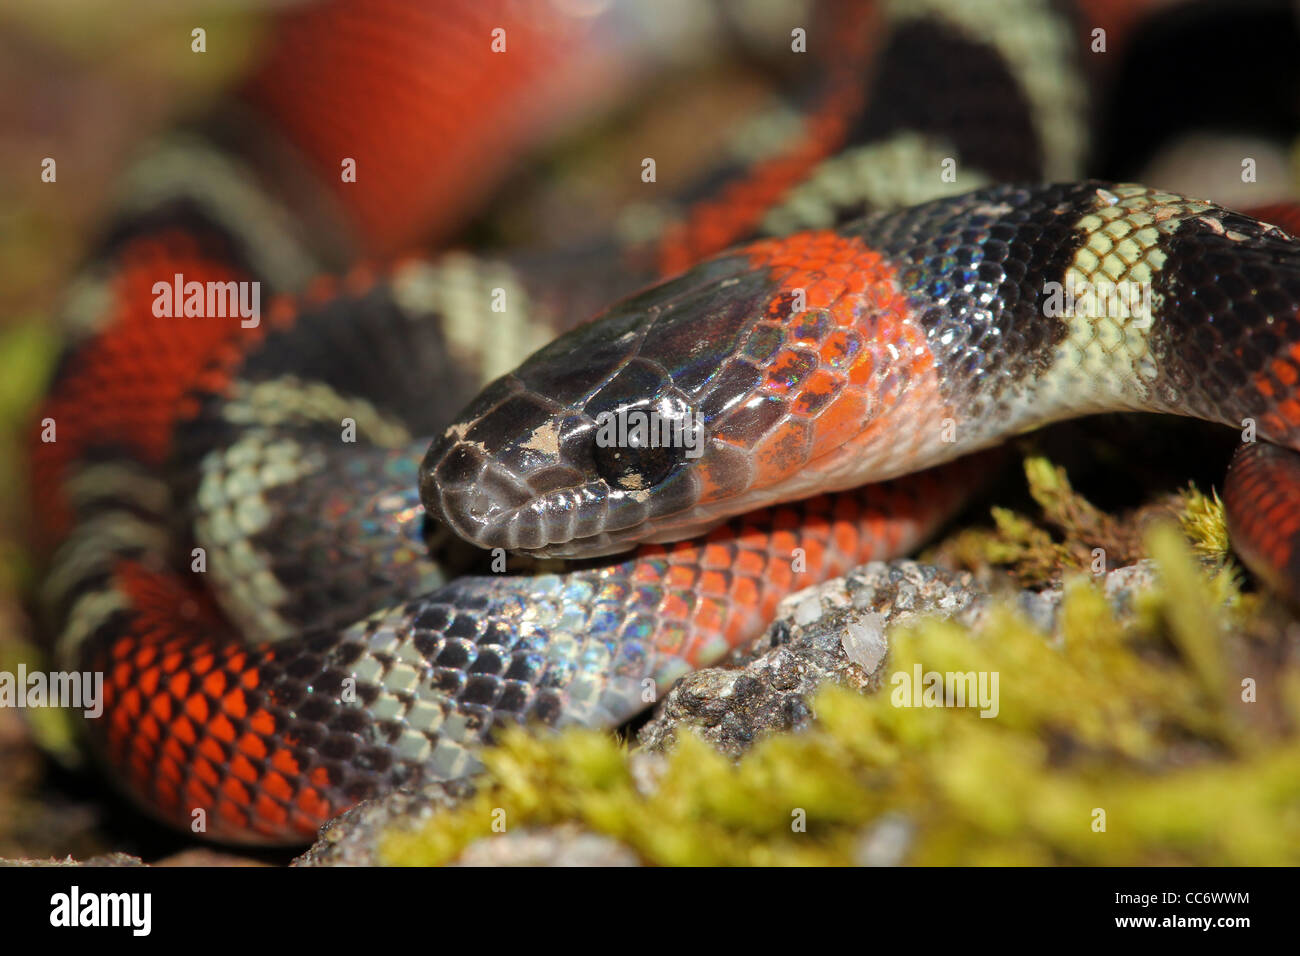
[28,0,1300,844]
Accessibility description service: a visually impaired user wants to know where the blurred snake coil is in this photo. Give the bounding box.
[25,0,1300,844]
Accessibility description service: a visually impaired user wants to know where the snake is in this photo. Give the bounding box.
[27,0,1300,845]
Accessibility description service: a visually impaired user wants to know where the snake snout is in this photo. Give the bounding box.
[420,432,528,547]
[419,420,611,553]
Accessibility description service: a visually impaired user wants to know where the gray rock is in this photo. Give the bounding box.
[638,559,1157,759]
[0,852,145,867]
[638,561,987,757]
[293,779,475,867]
[453,825,640,866]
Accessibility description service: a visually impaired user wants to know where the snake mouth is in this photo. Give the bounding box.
[429,473,626,555]
[419,427,706,557]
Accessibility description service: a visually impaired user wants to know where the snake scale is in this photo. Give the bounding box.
[29,0,1300,844]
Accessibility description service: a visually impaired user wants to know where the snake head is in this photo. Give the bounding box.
[421,231,946,558]
[419,258,754,558]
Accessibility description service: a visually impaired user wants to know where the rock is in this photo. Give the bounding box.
[840,611,887,672]
[638,559,1157,759]
[453,825,639,866]
[0,852,144,867]
[293,779,476,867]
[638,561,987,757]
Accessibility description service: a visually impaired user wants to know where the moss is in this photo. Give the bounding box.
[935,455,1137,587]
[1175,484,1232,561]
[382,525,1300,866]
[934,454,1243,598]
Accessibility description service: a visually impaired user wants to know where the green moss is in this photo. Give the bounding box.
[382,527,1300,866]
[1175,484,1232,561]
[936,455,1144,587]
[936,454,1245,598]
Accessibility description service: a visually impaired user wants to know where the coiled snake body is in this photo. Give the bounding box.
[30,0,1300,843]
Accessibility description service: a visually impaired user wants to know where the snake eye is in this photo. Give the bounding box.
[594,438,682,491]
[591,396,698,492]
